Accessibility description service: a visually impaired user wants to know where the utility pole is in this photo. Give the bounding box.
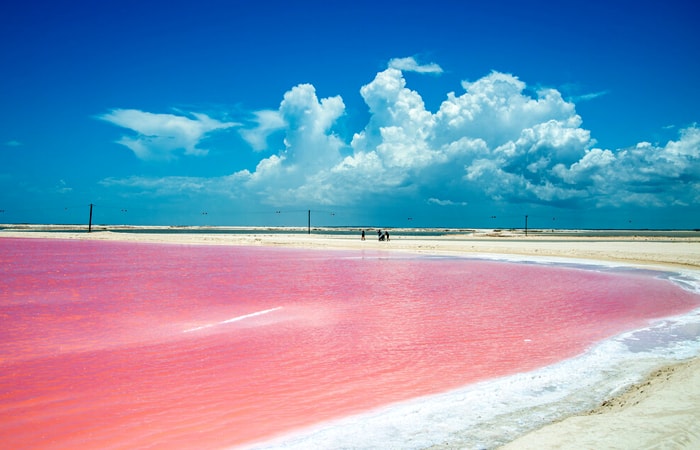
[88,203,94,233]
[308,209,311,234]
[525,214,528,236]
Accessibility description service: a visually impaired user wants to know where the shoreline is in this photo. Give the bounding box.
[2,229,700,448]
[499,357,700,449]
[2,229,700,270]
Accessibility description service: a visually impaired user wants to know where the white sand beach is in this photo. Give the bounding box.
[2,227,700,448]
[2,227,699,269]
[500,357,700,449]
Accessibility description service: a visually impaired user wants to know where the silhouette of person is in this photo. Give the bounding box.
[361,230,365,240]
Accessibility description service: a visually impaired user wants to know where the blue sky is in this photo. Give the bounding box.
[1,0,699,229]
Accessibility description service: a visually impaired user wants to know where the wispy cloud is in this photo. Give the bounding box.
[568,90,610,102]
[98,109,238,160]
[239,110,286,151]
[53,179,73,194]
[99,172,248,198]
[388,56,443,74]
[4,140,22,147]
[428,198,468,206]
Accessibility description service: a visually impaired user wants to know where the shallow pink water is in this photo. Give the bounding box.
[1,238,698,448]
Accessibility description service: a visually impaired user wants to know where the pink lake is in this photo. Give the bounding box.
[1,238,699,449]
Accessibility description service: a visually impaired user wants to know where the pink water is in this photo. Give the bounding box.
[1,238,698,449]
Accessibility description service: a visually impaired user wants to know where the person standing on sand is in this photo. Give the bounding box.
[361,230,365,240]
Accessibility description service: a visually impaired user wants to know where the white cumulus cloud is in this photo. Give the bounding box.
[235,84,348,205]
[232,63,700,210]
[105,60,699,219]
[555,126,700,207]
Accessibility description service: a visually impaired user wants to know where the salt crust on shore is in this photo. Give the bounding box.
[2,229,700,448]
[500,358,700,449]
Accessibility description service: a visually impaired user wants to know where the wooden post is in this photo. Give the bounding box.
[525,214,528,236]
[88,203,93,233]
